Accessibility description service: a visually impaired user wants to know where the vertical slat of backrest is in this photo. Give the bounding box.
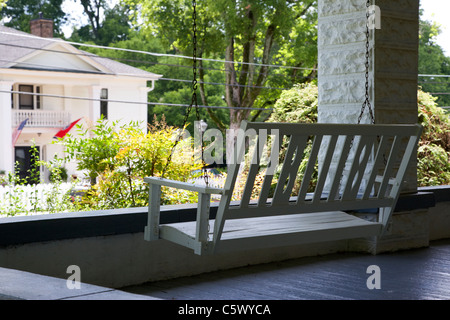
[341,135,375,201]
[240,133,266,208]
[257,132,281,206]
[272,134,309,205]
[362,135,392,199]
[380,133,421,228]
[348,136,377,199]
[327,135,354,201]
[312,135,339,204]
[387,134,420,198]
[296,134,323,204]
[212,121,250,246]
[377,135,404,199]
[144,183,162,241]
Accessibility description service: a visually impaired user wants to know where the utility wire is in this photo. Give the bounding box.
[1,90,274,112]
[0,30,318,71]
[0,41,317,81]
[0,57,289,91]
[419,74,450,78]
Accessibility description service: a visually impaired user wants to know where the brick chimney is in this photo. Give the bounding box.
[30,12,53,38]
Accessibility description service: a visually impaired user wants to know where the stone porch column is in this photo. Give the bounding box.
[0,81,14,174]
[318,0,420,192]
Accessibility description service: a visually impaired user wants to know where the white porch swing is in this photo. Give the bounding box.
[143,0,423,255]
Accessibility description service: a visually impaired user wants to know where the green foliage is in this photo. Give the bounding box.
[0,152,77,217]
[57,117,200,209]
[268,82,318,123]
[418,11,450,107]
[417,90,450,186]
[125,0,318,131]
[61,116,120,185]
[69,2,133,45]
[269,84,450,188]
[267,83,319,193]
[0,0,66,35]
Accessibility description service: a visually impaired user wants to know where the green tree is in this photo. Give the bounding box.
[125,0,318,137]
[417,90,450,186]
[418,9,450,107]
[70,1,132,45]
[59,117,121,185]
[270,83,450,187]
[0,0,66,35]
[57,117,200,208]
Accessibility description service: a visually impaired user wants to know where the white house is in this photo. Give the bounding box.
[0,17,161,182]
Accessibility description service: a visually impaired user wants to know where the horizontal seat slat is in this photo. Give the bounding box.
[159,211,382,254]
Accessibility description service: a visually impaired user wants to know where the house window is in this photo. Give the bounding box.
[36,86,41,109]
[16,84,41,110]
[100,88,108,119]
[14,146,41,185]
[19,85,34,109]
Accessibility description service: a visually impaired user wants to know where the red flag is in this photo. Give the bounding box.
[12,118,29,146]
[54,118,82,139]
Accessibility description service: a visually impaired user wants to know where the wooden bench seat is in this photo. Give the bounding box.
[159,211,382,254]
[144,121,422,255]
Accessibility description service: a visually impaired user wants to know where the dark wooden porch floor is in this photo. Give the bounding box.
[123,239,450,300]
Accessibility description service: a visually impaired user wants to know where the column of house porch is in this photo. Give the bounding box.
[0,81,14,174]
[317,0,420,193]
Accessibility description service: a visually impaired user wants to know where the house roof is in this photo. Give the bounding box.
[0,25,162,80]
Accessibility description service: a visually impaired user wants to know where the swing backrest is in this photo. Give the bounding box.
[211,121,422,242]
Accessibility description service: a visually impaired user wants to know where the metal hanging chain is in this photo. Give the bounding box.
[191,0,209,186]
[339,1,378,197]
[161,0,208,186]
[358,0,375,125]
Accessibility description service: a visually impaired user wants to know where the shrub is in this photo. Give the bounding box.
[57,116,200,209]
[417,89,450,186]
[267,84,450,188]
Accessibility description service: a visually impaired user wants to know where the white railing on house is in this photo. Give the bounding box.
[12,110,71,128]
[0,183,74,215]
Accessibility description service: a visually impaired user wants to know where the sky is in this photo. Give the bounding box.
[420,0,450,55]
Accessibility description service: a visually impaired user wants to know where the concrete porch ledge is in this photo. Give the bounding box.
[0,266,156,300]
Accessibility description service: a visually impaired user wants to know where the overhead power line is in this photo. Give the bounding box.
[0,30,318,71]
[0,57,289,91]
[1,90,274,112]
[0,41,317,82]
[419,74,450,78]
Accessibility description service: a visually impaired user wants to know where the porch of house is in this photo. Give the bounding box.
[0,185,449,301]
[1,0,448,302]
[1,238,449,300]
[124,238,450,300]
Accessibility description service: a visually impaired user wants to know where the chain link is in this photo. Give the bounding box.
[358,0,375,125]
[162,0,208,186]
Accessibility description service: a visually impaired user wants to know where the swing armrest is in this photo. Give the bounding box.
[144,177,224,195]
[144,176,223,243]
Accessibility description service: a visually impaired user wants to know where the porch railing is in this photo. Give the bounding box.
[12,110,71,128]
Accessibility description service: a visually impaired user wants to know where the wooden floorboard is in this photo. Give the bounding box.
[122,239,450,300]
